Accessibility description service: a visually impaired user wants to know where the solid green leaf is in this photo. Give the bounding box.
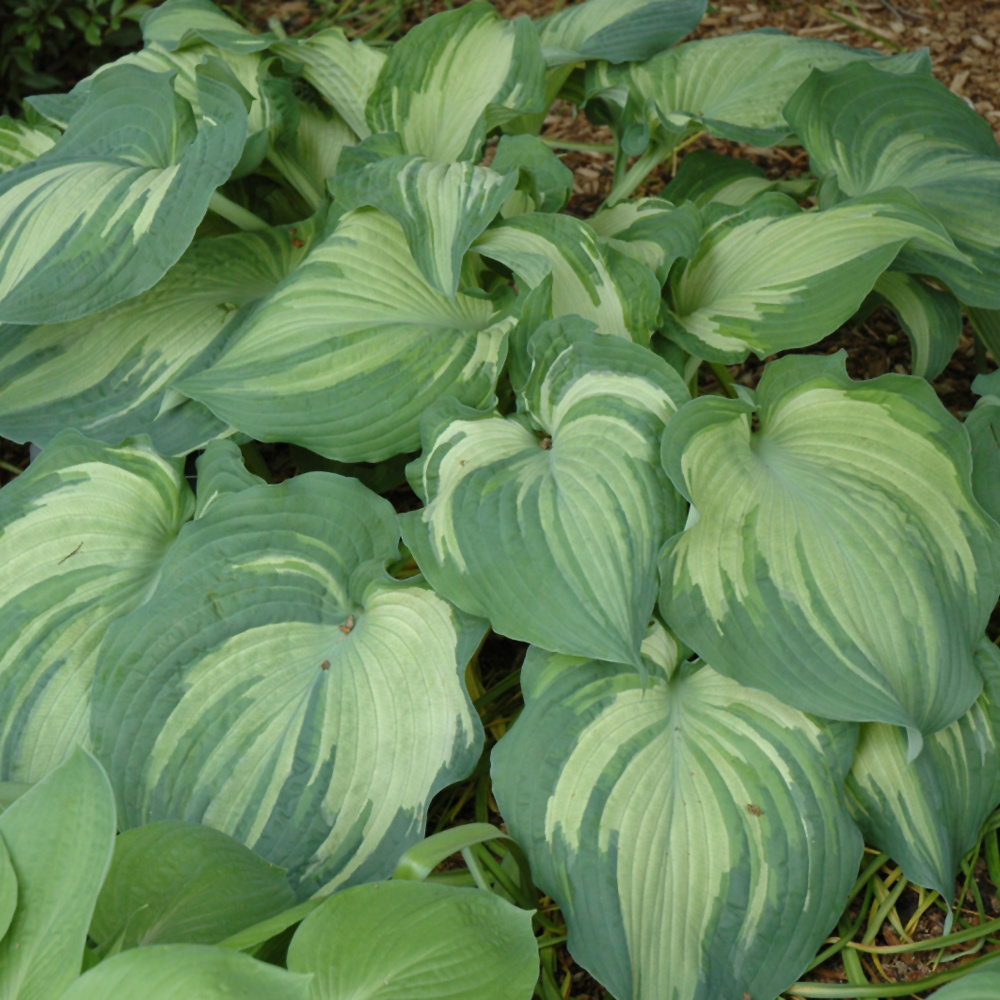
[0,835,15,943]
[537,0,706,67]
[192,441,266,520]
[0,432,193,783]
[967,367,1000,525]
[0,217,321,456]
[664,190,964,362]
[60,943,311,1000]
[491,626,863,1000]
[366,2,546,162]
[659,352,1000,749]
[587,31,928,151]
[287,881,538,1000]
[271,28,385,139]
[491,134,574,216]
[0,749,116,1000]
[402,322,689,670]
[845,638,1000,900]
[868,270,962,380]
[926,958,1000,999]
[0,63,248,324]
[785,60,1000,308]
[92,445,486,898]
[90,821,296,951]
[179,208,513,462]
[331,142,517,296]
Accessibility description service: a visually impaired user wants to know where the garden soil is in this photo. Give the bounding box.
[3,2,1000,998]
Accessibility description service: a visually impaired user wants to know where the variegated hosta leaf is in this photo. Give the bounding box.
[659,352,1000,749]
[475,211,660,345]
[0,433,193,782]
[925,960,1000,999]
[845,638,1000,900]
[331,143,517,297]
[270,28,385,139]
[967,369,1000,524]
[286,881,539,1000]
[401,323,689,670]
[0,117,57,173]
[588,197,701,284]
[536,0,706,67]
[366,1,546,162]
[178,208,512,462]
[193,440,266,519]
[661,149,785,208]
[491,626,863,1000]
[0,217,322,456]
[490,134,574,217]
[868,270,961,381]
[586,31,928,152]
[140,0,277,52]
[92,449,486,898]
[665,190,964,362]
[0,63,248,324]
[785,61,1000,309]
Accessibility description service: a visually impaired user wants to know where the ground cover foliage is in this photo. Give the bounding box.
[2,0,1000,997]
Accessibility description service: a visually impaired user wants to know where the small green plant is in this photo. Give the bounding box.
[1,0,1000,997]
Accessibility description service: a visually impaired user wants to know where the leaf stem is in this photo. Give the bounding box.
[208,191,271,232]
[540,136,615,154]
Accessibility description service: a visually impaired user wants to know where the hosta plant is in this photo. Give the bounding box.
[1,0,1000,997]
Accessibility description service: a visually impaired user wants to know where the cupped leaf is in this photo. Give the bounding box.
[92,446,486,898]
[402,323,689,670]
[0,432,193,783]
[271,29,385,140]
[366,2,545,162]
[193,440,266,519]
[868,270,962,380]
[0,217,321,456]
[785,60,1000,308]
[60,943,311,1000]
[588,196,701,284]
[475,211,660,344]
[287,881,538,1000]
[90,821,295,951]
[664,190,964,362]
[0,117,57,174]
[845,639,1000,901]
[331,143,517,296]
[537,0,706,67]
[179,208,512,462]
[587,31,928,151]
[491,134,574,217]
[967,368,1000,524]
[659,352,1000,748]
[0,63,248,324]
[0,749,116,1000]
[140,0,277,52]
[491,626,863,1000]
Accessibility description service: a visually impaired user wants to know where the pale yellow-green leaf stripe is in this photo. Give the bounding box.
[366,1,545,162]
[785,61,1000,309]
[140,0,276,52]
[0,433,193,783]
[402,324,689,669]
[179,208,512,462]
[0,117,57,174]
[0,63,248,324]
[588,31,928,148]
[491,627,863,1000]
[659,352,1000,747]
[475,212,659,344]
[537,0,706,67]
[845,638,1000,899]
[270,28,385,138]
[92,461,486,898]
[0,219,319,456]
[667,192,964,362]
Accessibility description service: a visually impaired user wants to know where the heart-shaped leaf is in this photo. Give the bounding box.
[402,322,688,670]
[491,626,863,1000]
